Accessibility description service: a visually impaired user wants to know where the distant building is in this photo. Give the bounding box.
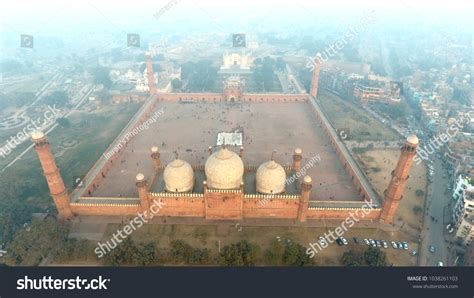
[353,83,385,103]
[452,175,474,246]
[353,76,401,104]
[219,51,254,75]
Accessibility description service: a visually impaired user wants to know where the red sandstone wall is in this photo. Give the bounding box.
[205,191,243,220]
[243,198,299,218]
[306,208,381,220]
[159,93,224,101]
[157,93,308,102]
[70,204,140,216]
[153,195,206,217]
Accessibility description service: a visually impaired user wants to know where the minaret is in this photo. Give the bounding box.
[145,51,158,95]
[150,146,160,170]
[380,135,419,224]
[32,131,73,220]
[297,176,312,222]
[310,55,321,98]
[292,148,302,172]
[136,173,150,215]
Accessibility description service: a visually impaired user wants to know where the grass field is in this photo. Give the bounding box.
[0,102,140,213]
[319,90,399,142]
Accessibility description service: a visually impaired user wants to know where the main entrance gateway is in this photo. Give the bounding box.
[223,76,243,101]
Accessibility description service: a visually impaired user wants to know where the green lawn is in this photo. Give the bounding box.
[319,91,399,142]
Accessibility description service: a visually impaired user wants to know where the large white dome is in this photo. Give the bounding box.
[205,147,244,189]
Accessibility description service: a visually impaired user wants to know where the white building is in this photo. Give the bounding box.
[219,51,254,75]
[452,175,474,246]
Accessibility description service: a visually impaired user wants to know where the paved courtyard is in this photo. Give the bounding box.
[92,100,361,201]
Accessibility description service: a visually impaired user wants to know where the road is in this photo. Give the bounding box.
[419,157,452,266]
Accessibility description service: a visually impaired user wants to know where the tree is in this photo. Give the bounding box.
[102,237,136,266]
[57,118,71,128]
[91,67,112,89]
[219,240,259,266]
[264,239,284,265]
[43,91,68,108]
[275,57,286,71]
[415,189,425,197]
[4,217,68,266]
[180,60,217,92]
[170,240,193,263]
[413,205,423,215]
[171,78,182,91]
[282,242,313,266]
[364,247,387,267]
[132,242,156,266]
[169,240,209,265]
[341,250,364,266]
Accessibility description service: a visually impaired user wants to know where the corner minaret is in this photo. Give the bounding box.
[297,175,312,222]
[379,135,419,224]
[150,146,160,170]
[32,131,73,220]
[310,55,321,98]
[292,148,302,172]
[145,51,158,95]
[136,173,150,215]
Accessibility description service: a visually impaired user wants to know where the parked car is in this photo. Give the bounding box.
[369,239,376,247]
[397,242,404,249]
[336,238,343,246]
[429,245,436,253]
[353,237,359,244]
[376,240,382,248]
[411,250,417,256]
[391,241,398,249]
[402,241,409,250]
[437,261,444,267]
[381,240,388,249]
[364,239,370,246]
[319,237,327,246]
[341,237,348,246]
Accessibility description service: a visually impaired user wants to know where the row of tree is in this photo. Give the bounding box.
[341,247,388,266]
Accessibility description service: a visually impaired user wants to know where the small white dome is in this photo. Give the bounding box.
[136,173,145,182]
[164,159,194,192]
[31,131,45,140]
[406,134,419,145]
[256,159,286,194]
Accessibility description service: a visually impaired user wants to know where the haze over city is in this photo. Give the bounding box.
[0,1,472,297]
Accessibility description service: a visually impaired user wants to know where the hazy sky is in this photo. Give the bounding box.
[1,0,471,36]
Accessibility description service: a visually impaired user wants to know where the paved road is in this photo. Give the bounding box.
[419,157,452,266]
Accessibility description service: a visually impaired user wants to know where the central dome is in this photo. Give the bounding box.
[205,147,244,189]
[256,159,286,194]
[163,158,194,192]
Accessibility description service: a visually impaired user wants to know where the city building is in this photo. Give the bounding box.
[218,51,254,75]
[452,178,474,245]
